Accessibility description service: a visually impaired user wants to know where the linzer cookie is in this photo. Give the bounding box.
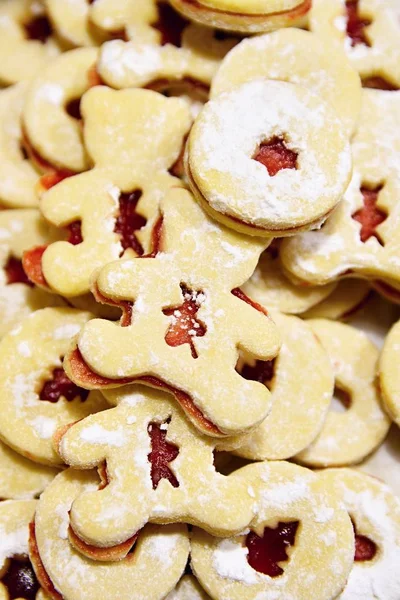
[23,86,190,298]
[169,0,311,33]
[303,279,371,320]
[296,320,390,467]
[211,28,362,137]
[190,461,355,600]
[63,187,280,436]
[30,469,190,600]
[185,80,352,237]
[0,308,109,466]
[55,387,256,556]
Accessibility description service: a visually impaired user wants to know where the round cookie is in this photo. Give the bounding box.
[166,576,210,599]
[303,279,371,320]
[22,47,99,174]
[0,83,39,209]
[211,28,362,137]
[309,0,400,89]
[31,469,190,600]
[0,209,63,339]
[229,312,333,460]
[319,468,400,600]
[0,307,109,466]
[0,440,58,500]
[191,461,355,600]
[0,0,60,87]
[0,499,46,600]
[185,79,352,237]
[169,0,311,33]
[241,243,336,315]
[296,319,390,467]
[379,318,400,427]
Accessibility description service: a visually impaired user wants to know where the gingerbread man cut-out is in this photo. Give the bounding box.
[23,87,191,298]
[64,187,281,436]
[56,387,257,555]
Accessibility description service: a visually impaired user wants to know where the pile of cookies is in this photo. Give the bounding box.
[0,0,399,598]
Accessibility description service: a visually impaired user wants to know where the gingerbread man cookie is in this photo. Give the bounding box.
[64,187,281,436]
[190,461,355,600]
[0,499,46,600]
[55,387,257,555]
[169,0,311,33]
[0,440,57,501]
[0,83,39,209]
[211,28,362,138]
[23,86,190,298]
[303,279,371,320]
[227,312,333,461]
[166,576,210,600]
[309,0,400,90]
[241,242,336,315]
[0,307,109,466]
[31,469,190,600]
[281,89,400,286]
[0,0,60,87]
[296,319,390,467]
[22,47,99,175]
[185,80,352,237]
[319,468,400,600]
[0,209,63,339]
[379,318,400,427]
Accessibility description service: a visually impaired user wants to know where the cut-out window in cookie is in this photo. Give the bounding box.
[362,76,399,91]
[246,521,299,577]
[23,15,53,44]
[237,358,275,389]
[65,98,82,121]
[148,418,179,489]
[152,2,189,47]
[331,385,352,413]
[351,519,377,562]
[67,221,83,246]
[39,364,89,403]
[114,190,147,257]
[253,137,298,177]
[1,555,40,600]
[163,284,207,359]
[345,0,372,47]
[352,184,387,245]
[4,256,33,287]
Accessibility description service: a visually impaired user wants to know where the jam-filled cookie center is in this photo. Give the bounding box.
[114,190,147,257]
[1,556,40,600]
[246,521,299,577]
[39,364,89,403]
[351,519,377,562]
[253,138,298,177]
[147,418,179,489]
[4,256,34,287]
[23,14,53,44]
[163,284,207,359]
[352,184,387,245]
[345,0,372,47]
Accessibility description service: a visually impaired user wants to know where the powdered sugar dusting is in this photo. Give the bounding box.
[79,424,126,447]
[213,539,258,585]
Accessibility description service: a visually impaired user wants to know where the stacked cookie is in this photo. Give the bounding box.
[0,1,399,599]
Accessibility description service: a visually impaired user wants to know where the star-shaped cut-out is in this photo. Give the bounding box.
[246,521,299,577]
[39,366,89,403]
[147,419,179,489]
[345,0,372,47]
[253,138,298,177]
[163,284,207,359]
[352,185,387,245]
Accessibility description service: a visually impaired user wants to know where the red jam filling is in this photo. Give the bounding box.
[148,419,179,489]
[67,221,83,245]
[362,76,399,91]
[352,520,377,561]
[246,521,299,577]
[39,170,73,191]
[66,98,82,120]
[345,0,372,47]
[23,15,52,43]
[152,2,189,47]
[114,190,147,256]
[352,185,386,244]
[253,138,298,177]
[22,246,48,289]
[239,359,275,386]
[29,523,62,600]
[39,366,89,403]
[163,284,206,359]
[2,556,40,600]
[4,256,34,287]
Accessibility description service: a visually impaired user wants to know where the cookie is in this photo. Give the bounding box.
[310,0,400,90]
[166,576,210,599]
[63,187,281,436]
[44,0,106,48]
[211,28,362,137]
[241,242,336,315]
[190,461,355,600]
[0,83,38,209]
[319,468,400,600]
[280,89,400,286]
[296,319,390,467]
[0,209,63,339]
[0,307,109,466]
[357,425,400,497]
[303,279,371,320]
[0,0,60,87]
[227,312,333,460]
[55,387,257,556]
[30,468,190,600]
[185,79,352,237]
[23,86,190,298]
[379,318,400,426]
[22,48,99,175]
[169,0,311,33]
